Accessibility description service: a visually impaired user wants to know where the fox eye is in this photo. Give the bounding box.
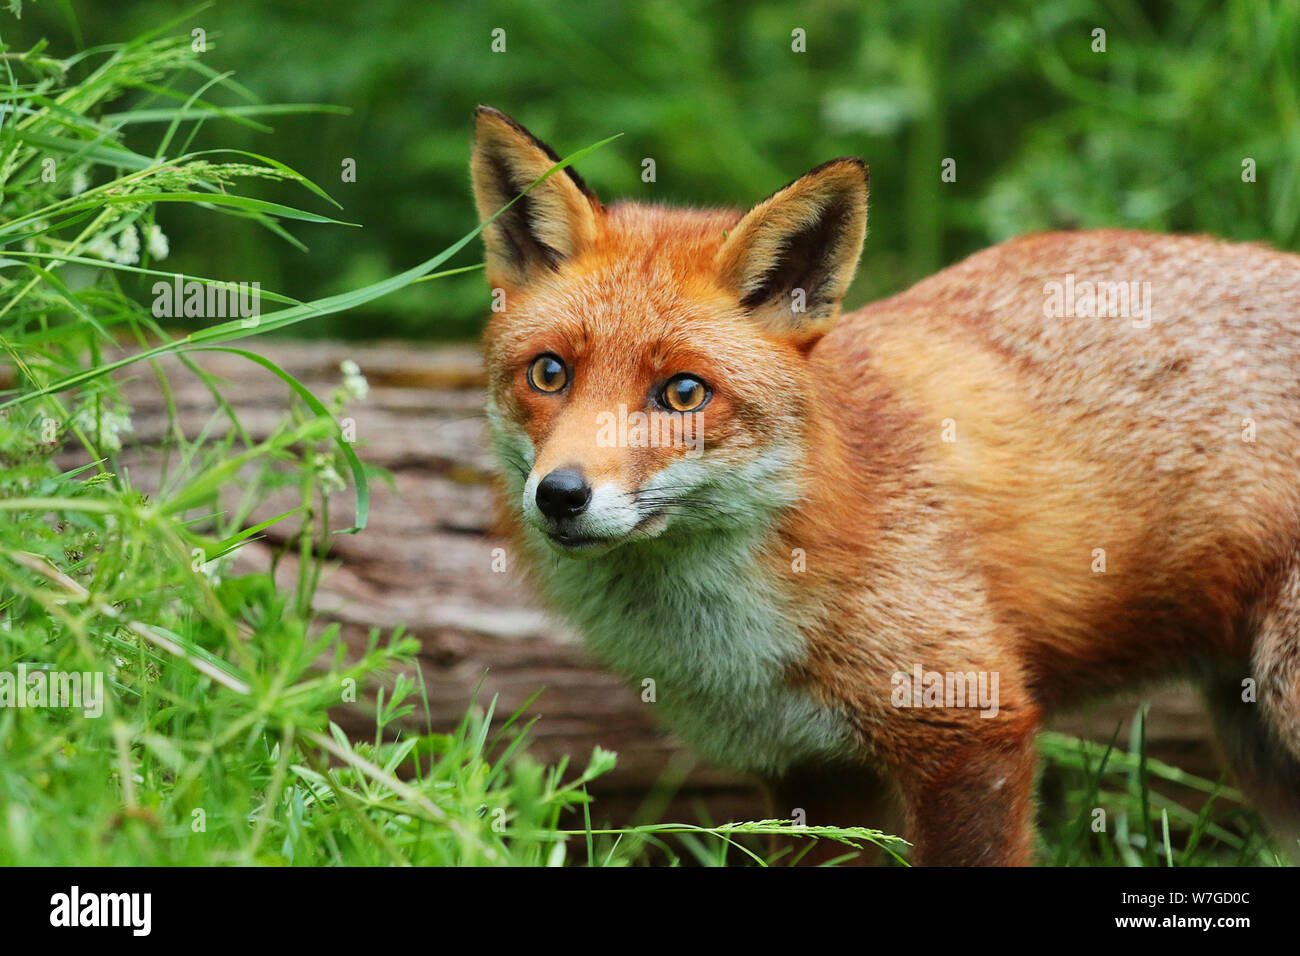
[660,374,710,412]
[527,353,568,393]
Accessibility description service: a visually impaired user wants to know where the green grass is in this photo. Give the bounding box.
[0,15,1287,867]
[1038,713,1288,866]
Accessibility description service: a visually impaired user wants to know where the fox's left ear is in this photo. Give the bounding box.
[471,106,601,289]
[716,158,868,342]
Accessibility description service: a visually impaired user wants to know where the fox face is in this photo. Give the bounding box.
[473,106,868,558]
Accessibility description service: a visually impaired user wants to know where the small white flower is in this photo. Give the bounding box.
[340,359,369,401]
[115,225,140,264]
[145,223,169,260]
[196,556,222,589]
[86,225,141,265]
[312,452,346,494]
[70,405,133,453]
[70,170,90,196]
[85,232,118,261]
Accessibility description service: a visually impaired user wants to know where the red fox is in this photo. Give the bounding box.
[470,105,1300,865]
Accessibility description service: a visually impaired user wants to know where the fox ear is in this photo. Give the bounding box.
[470,106,600,288]
[716,158,868,342]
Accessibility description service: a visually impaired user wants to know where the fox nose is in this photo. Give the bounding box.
[535,468,591,519]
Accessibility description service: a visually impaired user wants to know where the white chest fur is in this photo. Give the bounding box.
[520,525,856,776]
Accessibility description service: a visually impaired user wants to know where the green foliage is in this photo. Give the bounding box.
[8,0,1296,339]
[1039,712,1288,866]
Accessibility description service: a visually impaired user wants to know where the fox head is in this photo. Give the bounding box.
[472,106,868,557]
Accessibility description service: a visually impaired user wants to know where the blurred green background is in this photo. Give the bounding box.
[7,0,1298,339]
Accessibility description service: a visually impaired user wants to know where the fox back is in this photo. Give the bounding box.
[471,106,1300,865]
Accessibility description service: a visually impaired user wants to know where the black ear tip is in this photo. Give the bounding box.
[821,156,869,185]
[475,105,526,132]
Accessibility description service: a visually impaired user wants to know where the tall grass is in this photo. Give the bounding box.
[1039,713,1287,866]
[0,19,602,866]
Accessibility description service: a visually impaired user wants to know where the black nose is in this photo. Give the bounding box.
[536,468,591,519]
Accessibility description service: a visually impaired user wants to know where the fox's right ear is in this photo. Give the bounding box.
[470,106,601,289]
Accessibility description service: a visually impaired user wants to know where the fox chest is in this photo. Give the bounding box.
[527,533,857,775]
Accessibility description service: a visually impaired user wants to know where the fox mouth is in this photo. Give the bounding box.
[541,509,666,554]
[543,530,614,552]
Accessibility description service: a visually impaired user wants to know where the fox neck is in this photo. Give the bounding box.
[518,503,857,773]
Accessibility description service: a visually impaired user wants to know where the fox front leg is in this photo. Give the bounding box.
[894,717,1040,866]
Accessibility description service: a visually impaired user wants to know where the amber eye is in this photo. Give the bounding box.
[527,354,568,393]
[660,374,710,412]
